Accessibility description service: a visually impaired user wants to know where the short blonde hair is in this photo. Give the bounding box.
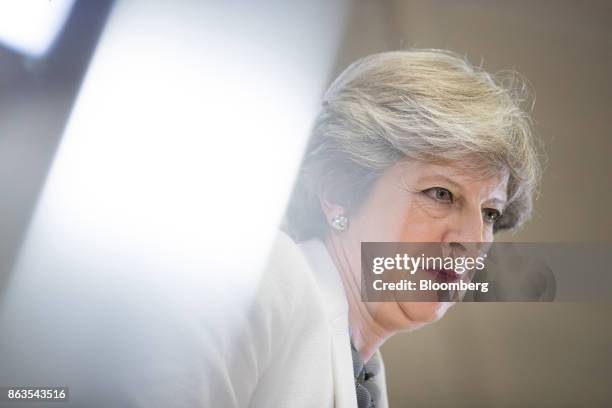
[286,49,542,241]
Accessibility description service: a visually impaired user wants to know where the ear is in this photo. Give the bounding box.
[318,189,346,225]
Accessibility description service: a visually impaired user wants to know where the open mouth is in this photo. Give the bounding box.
[424,267,462,282]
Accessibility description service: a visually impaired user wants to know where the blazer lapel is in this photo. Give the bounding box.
[298,239,358,407]
[330,314,358,407]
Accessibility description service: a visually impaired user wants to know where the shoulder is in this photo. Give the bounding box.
[263,230,312,281]
[253,231,322,321]
[248,232,339,406]
[199,231,329,407]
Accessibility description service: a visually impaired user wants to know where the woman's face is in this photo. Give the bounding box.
[341,158,508,330]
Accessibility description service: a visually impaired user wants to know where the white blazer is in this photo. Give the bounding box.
[207,231,389,407]
[0,230,387,407]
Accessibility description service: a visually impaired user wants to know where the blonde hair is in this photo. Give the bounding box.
[286,49,542,241]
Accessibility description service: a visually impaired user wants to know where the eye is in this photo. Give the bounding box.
[482,208,502,224]
[423,187,453,203]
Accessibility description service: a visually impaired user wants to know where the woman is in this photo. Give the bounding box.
[210,49,541,407]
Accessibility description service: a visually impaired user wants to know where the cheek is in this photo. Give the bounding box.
[399,201,448,242]
[354,194,417,241]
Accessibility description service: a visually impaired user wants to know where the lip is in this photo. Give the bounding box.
[424,267,462,282]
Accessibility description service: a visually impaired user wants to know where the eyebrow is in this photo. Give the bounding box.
[485,197,507,208]
[416,174,463,190]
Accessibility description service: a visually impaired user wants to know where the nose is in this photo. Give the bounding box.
[443,207,485,247]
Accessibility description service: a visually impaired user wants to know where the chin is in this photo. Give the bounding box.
[400,301,453,325]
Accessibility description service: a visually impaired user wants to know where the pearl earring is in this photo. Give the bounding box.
[331,214,349,232]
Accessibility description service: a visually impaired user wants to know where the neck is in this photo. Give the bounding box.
[324,234,393,362]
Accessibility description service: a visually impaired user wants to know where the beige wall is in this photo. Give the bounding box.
[333,1,612,405]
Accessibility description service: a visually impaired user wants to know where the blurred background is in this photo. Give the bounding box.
[0,0,610,406]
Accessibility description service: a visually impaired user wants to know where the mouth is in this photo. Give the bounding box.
[423,267,462,282]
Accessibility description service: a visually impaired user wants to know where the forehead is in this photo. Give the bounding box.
[394,158,509,200]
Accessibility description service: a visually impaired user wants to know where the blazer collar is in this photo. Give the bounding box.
[298,238,357,407]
